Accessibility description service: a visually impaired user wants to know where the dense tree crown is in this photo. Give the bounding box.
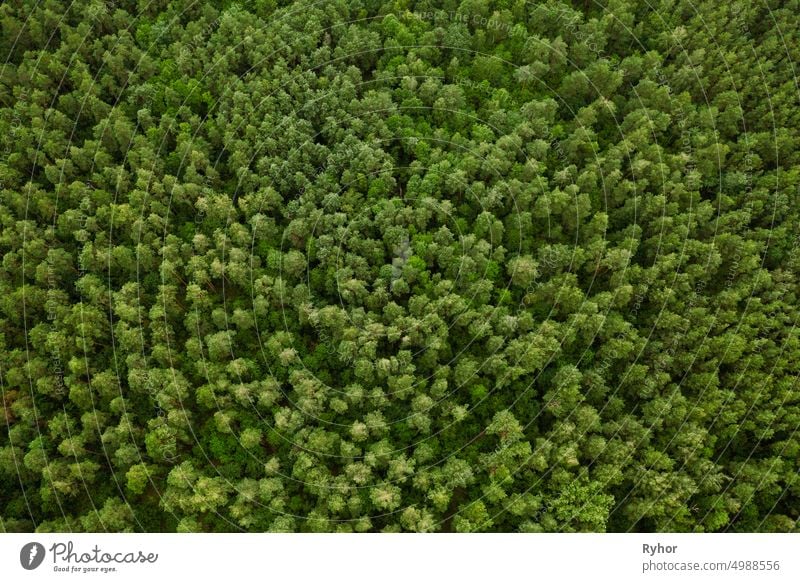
[1,0,799,532]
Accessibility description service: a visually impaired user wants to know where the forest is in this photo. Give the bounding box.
[1,0,799,532]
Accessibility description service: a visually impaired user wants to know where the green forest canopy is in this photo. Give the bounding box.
[1,0,799,532]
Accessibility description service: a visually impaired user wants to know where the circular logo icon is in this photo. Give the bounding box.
[20,542,46,570]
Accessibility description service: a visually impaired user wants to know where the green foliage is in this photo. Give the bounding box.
[1,0,799,533]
